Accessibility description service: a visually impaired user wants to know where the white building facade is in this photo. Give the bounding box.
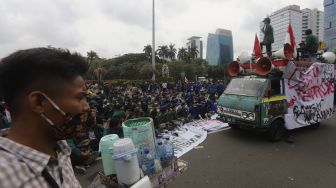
[302,8,324,42]
[186,36,203,59]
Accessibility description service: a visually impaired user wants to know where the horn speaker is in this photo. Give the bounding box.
[256,57,272,76]
[237,51,252,64]
[228,61,242,76]
[273,43,293,59]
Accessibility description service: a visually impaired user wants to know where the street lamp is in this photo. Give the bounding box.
[152,0,156,81]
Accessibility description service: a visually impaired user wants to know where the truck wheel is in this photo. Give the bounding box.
[267,120,285,142]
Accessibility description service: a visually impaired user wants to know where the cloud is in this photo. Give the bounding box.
[0,0,324,59]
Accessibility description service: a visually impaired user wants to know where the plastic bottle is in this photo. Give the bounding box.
[156,139,166,167]
[163,135,174,167]
[141,148,155,175]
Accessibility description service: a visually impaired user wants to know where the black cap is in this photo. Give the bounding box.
[263,17,270,24]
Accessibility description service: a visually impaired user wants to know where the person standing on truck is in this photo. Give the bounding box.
[260,17,274,57]
[304,29,319,61]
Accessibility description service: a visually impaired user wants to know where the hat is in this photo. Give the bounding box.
[263,17,270,23]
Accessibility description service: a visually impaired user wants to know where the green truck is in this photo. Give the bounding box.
[217,58,335,141]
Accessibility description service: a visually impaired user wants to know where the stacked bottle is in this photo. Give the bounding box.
[141,148,155,175]
[156,138,166,166]
[162,135,174,167]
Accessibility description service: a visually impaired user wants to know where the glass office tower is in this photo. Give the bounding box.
[324,0,336,51]
[206,29,233,66]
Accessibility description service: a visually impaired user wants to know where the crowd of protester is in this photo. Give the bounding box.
[0,80,225,173]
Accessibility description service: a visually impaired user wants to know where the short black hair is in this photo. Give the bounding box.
[0,47,88,111]
[305,29,312,35]
[263,17,271,24]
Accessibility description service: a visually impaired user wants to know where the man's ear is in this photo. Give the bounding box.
[27,91,46,114]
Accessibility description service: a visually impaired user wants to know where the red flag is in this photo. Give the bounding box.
[284,23,297,58]
[253,34,263,59]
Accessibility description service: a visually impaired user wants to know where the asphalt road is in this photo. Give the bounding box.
[77,116,336,188]
[168,116,336,188]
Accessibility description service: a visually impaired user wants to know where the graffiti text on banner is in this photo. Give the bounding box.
[293,102,333,124]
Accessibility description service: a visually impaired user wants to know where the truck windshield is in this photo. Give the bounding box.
[224,78,266,97]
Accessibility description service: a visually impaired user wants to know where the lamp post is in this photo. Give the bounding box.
[152,0,156,81]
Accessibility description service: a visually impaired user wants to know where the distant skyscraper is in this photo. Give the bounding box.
[302,8,324,42]
[206,29,233,66]
[260,5,302,52]
[324,0,336,51]
[186,36,203,59]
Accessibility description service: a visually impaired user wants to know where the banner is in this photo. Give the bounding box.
[284,62,334,129]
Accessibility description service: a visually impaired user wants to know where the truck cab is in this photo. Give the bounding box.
[217,74,287,141]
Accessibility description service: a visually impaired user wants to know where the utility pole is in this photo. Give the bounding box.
[152,0,156,81]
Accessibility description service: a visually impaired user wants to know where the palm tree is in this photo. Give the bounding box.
[168,44,177,60]
[157,45,169,60]
[87,51,99,64]
[143,45,152,60]
[93,67,106,82]
[177,47,188,61]
[188,46,199,61]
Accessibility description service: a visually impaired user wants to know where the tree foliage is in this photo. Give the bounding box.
[85,44,229,82]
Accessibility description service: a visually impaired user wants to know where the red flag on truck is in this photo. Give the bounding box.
[253,34,263,59]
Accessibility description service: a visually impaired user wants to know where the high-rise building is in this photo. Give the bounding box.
[324,0,336,51]
[186,36,203,59]
[206,29,233,66]
[302,8,324,42]
[260,5,302,52]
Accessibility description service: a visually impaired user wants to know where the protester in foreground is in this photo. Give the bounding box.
[0,47,89,187]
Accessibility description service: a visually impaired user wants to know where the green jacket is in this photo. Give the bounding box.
[166,110,176,122]
[305,34,318,54]
[66,139,82,156]
[262,24,274,44]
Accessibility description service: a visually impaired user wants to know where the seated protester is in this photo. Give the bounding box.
[85,110,104,151]
[103,118,124,138]
[155,107,167,129]
[217,81,225,96]
[210,98,218,113]
[166,106,176,122]
[177,102,189,120]
[133,107,145,118]
[111,103,126,121]
[141,101,151,117]
[67,115,98,171]
[150,107,158,120]
[188,103,197,119]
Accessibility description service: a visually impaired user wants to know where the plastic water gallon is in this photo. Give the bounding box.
[112,138,141,186]
[122,118,156,163]
[99,134,120,176]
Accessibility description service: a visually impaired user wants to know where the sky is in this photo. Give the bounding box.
[0,0,323,59]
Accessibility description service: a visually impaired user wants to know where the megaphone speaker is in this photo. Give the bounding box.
[283,43,293,59]
[256,57,272,76]
[228,61,241,76]
[273,43,293,59]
